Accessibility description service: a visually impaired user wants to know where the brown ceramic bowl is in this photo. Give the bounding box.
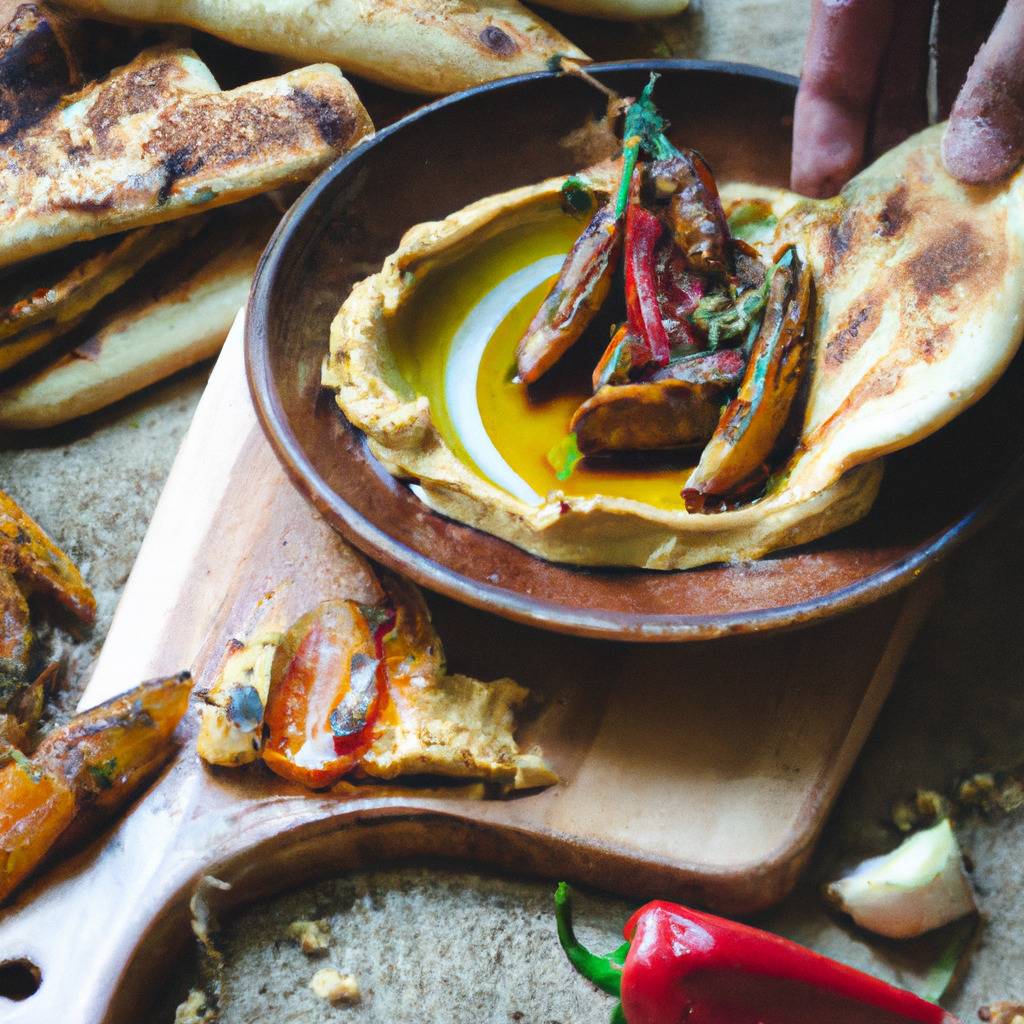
[247,60,1024,642]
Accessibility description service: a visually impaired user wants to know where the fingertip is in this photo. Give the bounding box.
[791,92,866,197]
[942,116,1024,184]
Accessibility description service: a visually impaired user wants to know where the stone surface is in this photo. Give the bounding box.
[0,2,1021,1021]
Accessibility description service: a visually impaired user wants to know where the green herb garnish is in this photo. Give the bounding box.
[547,433,584,481]
[691,247,794,349]
[87,758,118,790]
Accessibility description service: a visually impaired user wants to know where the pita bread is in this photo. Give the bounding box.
[0,218,204,376]
[56,0,588,96]
[0,46,372,269]
[326,123,1024,569]
[0,201,277,429]
[0,2,79,140]
[779,124,1024,499]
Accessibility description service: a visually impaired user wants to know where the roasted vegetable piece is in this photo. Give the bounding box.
[593,324,650,390]
[649,348,746,389]
[647,150,731,277]
[654,242,704,354]
[516,203,620,385]
[554,883,960,1024]
[0,758,74,902]
[263,601,384,789]
[571,380,723,455]
[684,248,813,511]
[0,490,95,624]
[0,673,192,902]
[624,202,671,367]
[196,633,282,767]
[0,569,30,693]
[34,673,193,842]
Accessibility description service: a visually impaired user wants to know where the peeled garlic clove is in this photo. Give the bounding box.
[826,820,977,939]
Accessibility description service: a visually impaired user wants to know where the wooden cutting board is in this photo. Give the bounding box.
[0,315,937,1024]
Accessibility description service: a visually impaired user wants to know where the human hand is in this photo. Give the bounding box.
[791,0,1024,197]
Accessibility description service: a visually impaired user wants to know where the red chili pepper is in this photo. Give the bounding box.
[625,202,671,367]
[555,884,960,1024]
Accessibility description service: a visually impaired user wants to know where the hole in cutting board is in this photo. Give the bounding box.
[0,959,41,1000]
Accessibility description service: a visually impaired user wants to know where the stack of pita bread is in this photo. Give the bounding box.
[0,2,374,428]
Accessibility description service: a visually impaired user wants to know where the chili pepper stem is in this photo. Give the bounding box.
[554,882,625,998]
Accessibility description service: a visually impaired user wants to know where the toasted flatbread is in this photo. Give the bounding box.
[0,46,372,269]
[778,125,1024,499]
[56,0,588,95]
[0,218,204,376]
[0,201,278,429]
[0,2,79,141]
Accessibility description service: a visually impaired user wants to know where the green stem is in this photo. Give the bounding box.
[554,883,625,997]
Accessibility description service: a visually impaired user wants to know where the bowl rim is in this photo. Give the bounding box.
[246,57,1023,642]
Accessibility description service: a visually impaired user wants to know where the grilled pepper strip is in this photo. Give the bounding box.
[515,203,620,385]
[684,247,813,512]
[647,151,731,277]
[263,600,389,789]
[625,203,671,367]
[555,886,960,1024]
[0,673,192,901]
[571,380,723,455]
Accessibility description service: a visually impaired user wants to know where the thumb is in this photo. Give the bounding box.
[943,0,1024,184]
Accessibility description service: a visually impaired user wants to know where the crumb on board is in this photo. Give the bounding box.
[173,988,215,1024]
[979,1003,1024,1024]
[310,967,360,1004]
[287,918,331,955]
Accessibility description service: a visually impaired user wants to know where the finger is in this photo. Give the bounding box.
[868,0,933,158]
[791,0,897,197]
[934,0,1004,119]
[943,0,1024,184]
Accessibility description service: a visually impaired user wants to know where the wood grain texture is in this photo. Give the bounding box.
[0,314,937,1023]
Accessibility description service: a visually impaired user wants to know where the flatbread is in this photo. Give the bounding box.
[0,200,278,429]
[0,218,204,375]
[0,46,372,269]
[0,2,79,141]
[781,124,1024,499]
[56,0,588,95]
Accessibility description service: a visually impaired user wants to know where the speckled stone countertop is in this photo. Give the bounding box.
[1,2,1021,1020]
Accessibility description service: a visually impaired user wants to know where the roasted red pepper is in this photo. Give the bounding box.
[555,884,960,1024]
[624,201,671,367]
[263,600,394,788]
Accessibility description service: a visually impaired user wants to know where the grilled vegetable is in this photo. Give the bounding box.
[655,242,704,354]
[0,570,31,693]
[0,673,192,901]
[684,247,813,511]
[263,601,386,789]
[571,380,722,455]
[592,325,651,390]
[624,202,671,367]
[649,348,746,389]
[0,489,95,625]
[647,150,731,277]
[516,203,621,384]
[196,633,282,768]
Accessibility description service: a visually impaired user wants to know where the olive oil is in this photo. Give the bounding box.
[391,210,693,509]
